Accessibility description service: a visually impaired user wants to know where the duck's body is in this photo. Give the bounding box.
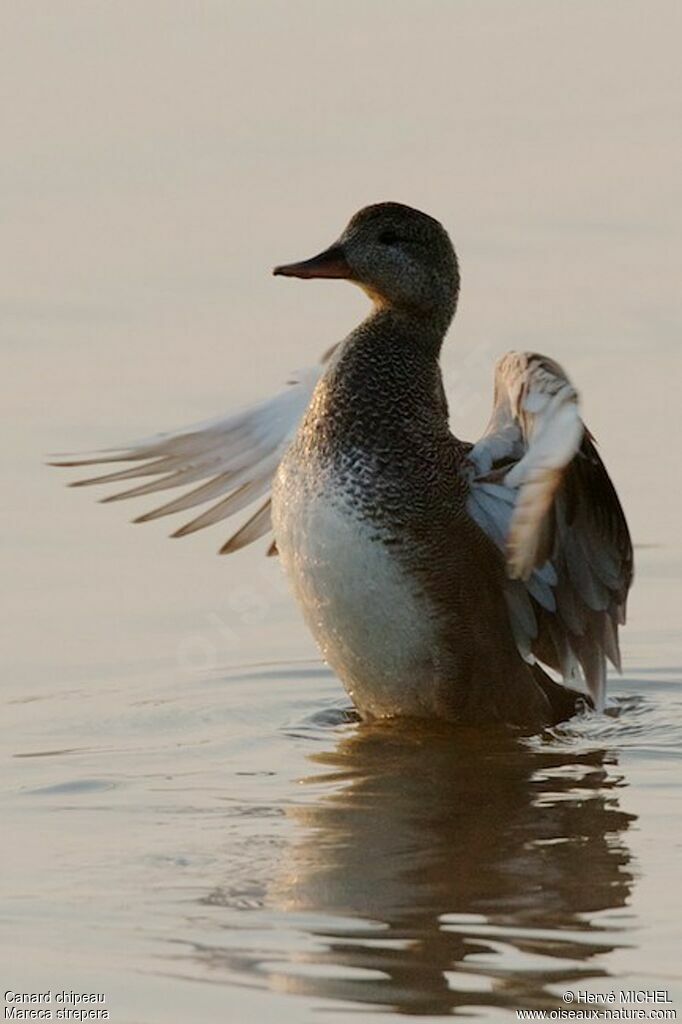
[55,202,633,731]
[274,311,453,720]
[273,310,549,726]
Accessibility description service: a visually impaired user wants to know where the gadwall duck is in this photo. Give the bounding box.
[54,203,633,730]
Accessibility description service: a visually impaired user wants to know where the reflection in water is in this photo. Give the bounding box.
[195,718,635,1015]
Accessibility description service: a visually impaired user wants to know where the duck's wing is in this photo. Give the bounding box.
[466,351,633,709]
[50,360,328,555]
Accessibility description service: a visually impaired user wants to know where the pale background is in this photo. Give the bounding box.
[3,3,681,1021]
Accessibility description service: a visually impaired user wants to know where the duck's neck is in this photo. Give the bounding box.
[363,298,455,358]
[309,302,453,452]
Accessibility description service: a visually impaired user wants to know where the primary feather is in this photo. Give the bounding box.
[50,365,324,553]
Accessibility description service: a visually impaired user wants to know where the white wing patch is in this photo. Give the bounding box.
[470,352,583,580]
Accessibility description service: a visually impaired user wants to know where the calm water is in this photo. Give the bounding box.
[3,3,682,1021]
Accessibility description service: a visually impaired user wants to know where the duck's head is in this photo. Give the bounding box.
[274,202,460,326]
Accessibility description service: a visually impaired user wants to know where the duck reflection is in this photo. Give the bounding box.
[266,720,635,1015]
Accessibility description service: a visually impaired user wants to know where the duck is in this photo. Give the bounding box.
[53,202,633,730]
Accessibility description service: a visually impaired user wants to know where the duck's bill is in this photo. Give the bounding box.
[273,245,351,279]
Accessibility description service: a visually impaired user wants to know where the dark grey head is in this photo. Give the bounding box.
[274,202,460,327]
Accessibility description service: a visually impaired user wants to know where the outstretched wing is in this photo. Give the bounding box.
[467,351,633,709]
[50,360,328,555]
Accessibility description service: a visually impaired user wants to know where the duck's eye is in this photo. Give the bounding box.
[378,229,400,246]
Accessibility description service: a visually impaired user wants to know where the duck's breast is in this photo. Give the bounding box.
[271,453,438,718]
